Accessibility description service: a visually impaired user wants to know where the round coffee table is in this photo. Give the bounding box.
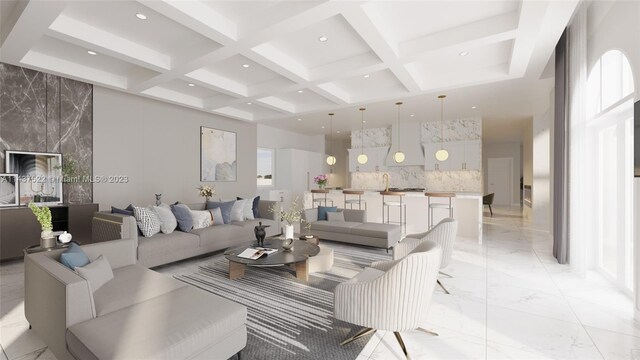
[225,238,320,281]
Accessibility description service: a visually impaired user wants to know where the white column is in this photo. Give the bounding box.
[634,179,640,319]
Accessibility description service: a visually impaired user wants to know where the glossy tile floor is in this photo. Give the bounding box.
[1,206,638,359]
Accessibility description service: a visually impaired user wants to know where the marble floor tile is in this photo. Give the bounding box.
[0,322,47,360]
[486,283,579,323]
[368,329,486,360]
[584,326,640,360]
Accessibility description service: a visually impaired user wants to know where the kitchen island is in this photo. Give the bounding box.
[304,190,483,243]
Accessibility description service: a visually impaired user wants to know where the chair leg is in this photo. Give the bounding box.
[439,271,453,278]
[393,332,410,359]
[236,351,241,360]
[437,279,450,294]
[489,204,493,216]
[417,328,439,336]
[340,327,375,346]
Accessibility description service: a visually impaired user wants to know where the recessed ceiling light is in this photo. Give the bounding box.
[87,50,97,55]
[187,83,195,87]
[321,126,325,129]
[318,36,328,42]
[363,74,370,78]
[297,118,302,121]
[362,120,366,123]
[297,90,304,93]
[242,64,250,68]
[336,131,340,133]
[459,51,469,56]
[472,106,477,109]
[410,114,415,117]
[246,102,252,105]
[135,13,147,20]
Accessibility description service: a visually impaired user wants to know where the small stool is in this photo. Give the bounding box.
[381,191,406,235]
[311,189,333,208]
[308,247,334,273]
[425,192,456,229]
[343,190,366,210]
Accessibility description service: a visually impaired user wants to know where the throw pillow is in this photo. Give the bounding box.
[230,199,246,222]
[133,206,161,237]
[170,204,193,232]
[111,205,133,216]
[153,205,177,234]
[60,242,90,270]
[317,206,338,221]
[238,196,261,218]
[206,200,235,224]
[327,211,345,222]
[75,255,114,293]
[208,207,224,225]
[190,210,212,229]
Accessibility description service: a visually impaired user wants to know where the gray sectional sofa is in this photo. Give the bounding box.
[302,208,401,251]
[24,238,247,360]
[94,200,281,268]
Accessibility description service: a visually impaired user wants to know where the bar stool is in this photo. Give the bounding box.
[381,191,406,234]
[425,192,456,229]
[311,189,333,208]
[343,190,366,210]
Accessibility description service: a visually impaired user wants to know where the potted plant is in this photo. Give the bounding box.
[197,185,215,202]
[28,202,54,249]
[269,197,302,240]
[313,174,328,189]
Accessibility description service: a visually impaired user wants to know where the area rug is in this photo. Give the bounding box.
[173,242,391,360]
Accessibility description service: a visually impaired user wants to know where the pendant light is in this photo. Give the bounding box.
[393,101,405,163]
[435,95,449,161]
[357,107,368,165]
[326,113,337,166]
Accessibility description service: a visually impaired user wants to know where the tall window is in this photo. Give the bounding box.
[587,50,635,292]
[257,148,274,187]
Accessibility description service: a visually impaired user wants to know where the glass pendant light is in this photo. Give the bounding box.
[357,107,368,165]
[326,113,337,166]
[435,95,449,161]
[393,101,405,163]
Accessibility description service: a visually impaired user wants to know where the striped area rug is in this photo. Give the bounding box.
[173,242,391,360]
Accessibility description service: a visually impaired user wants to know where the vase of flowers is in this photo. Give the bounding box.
[197,185,215,202]
[269,197,302,240]
[29,203,55,249]
[313,174,328,189]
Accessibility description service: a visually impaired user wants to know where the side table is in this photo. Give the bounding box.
[299,234,319,245]
[23,241,82,255]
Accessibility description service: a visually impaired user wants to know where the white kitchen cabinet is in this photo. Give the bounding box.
[423,140,481,171]
[348,147,389,172]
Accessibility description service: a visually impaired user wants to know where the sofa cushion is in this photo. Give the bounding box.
[230,199,246,222]
[327,211,345,222]
[192,224,248,248]
[133,206,161,237]
[153,204,177,234]
[317,206,337,221]
[206,200,235,224]
[93,264,185,317]
[311,221,361,233]
[137,232,200,263]
[350,223,402,239]
[67,286,246,360]
[60,242,90,270]
[75,255,114,293]
[170,204,193,232]
[209,207,224,225]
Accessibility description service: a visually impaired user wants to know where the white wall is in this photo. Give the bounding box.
[482,142,522,204]
[522,119,533,219]
[93,86,257,210]
[257,124,324,153]
[532,103,553,230]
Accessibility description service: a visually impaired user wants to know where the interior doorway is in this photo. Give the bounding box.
[487,157,514,206]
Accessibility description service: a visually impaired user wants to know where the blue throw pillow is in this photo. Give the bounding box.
[237,196,261,218]
[317,206,338,221]
[206,200,235,224]
[111,206,133,216]
[170,204,193,232]
[60,242,90,270]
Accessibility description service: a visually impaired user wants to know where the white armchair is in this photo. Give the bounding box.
[397,218,458,294]
[334,240,442,359]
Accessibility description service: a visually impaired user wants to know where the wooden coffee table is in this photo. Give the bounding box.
[224,238,320,281]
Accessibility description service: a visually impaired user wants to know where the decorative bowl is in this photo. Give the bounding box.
[281,238,294,251]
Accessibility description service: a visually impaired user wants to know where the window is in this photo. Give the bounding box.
[257,148,274,187]
[587,50,635,292]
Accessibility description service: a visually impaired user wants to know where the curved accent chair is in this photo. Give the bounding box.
[334,240,442,359]
[398,218,458,294]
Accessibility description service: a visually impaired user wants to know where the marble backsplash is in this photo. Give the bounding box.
[422,118,481,143]
[0,63,93,203]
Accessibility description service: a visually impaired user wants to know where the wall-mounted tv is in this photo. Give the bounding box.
[635,100,639,177]
[5,151,63,205]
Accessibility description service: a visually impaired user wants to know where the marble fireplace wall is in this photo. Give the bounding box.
[350,118,482,192]
[0,62,93,203]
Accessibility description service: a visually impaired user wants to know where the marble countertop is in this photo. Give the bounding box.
[306,189,483,198]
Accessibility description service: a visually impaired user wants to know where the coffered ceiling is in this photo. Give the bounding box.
[1,0,577,134]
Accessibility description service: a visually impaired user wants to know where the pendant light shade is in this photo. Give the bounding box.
[357,107,368,165]
[394,101,405,164]
[326,113,337,166]
[435,95,449,162]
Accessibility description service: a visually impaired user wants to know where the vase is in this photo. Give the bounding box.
[40,230,56,249]
[318,183,325,189]
[284,224,294,240]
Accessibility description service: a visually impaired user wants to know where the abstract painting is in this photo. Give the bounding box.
[201,127,237,181]
[0,174,18,207]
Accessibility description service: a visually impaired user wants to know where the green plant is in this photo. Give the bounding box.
[28,202,52,232]
[269,196,303,225]
[54,155,88,183]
